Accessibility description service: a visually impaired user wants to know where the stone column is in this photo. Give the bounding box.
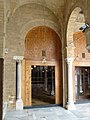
[13,56,23,110]
[79,70,83,93]
[66,58,76,110]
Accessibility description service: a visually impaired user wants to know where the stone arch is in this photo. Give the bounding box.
[6,3,61,57]
[66,7,85,58]
[20,20,61,56]
[20,20,61,40]
[12,0,47,14]
[4,3,62,103]
[64,7,86,110]
[11,3,61,33]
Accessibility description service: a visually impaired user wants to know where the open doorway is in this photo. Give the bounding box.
[75,67,90,102]
[23,26,62,107]
[31,65,55,106]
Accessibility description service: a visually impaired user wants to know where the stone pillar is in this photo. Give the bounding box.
[80,70,83,93]
[13,56,23,110]
[66,58,76,110]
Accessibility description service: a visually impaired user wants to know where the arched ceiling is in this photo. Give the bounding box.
[5,0,87,30]
[4,0,88,43]
[5,0,67,21]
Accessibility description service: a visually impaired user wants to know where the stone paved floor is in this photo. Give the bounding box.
[4,103,90,120]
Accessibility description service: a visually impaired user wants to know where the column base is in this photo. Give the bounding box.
[51,90,55,96]
[16,99,23,110]
[3,102,8,119]
[66,103,76,110]
[45,88,48,92]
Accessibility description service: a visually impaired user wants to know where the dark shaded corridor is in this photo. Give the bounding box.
[31,66,55,106]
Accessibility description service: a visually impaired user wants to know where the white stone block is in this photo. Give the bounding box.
[16,99,23,110]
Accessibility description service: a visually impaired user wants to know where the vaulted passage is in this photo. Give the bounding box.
[22,26,62,107]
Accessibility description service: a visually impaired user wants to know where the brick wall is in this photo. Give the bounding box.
[74,31,90,62]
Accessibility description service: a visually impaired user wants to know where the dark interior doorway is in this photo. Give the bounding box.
[31,65,55,106]
[75,67,90,102]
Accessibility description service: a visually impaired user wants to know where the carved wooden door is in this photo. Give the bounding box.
[22,60,32,106]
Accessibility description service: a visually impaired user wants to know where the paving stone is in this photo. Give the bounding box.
[4,104,90,120]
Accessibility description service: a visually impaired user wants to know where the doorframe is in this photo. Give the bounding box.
[22,59,62,106]
[75,66,90,101]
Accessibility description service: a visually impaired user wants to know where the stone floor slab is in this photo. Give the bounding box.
[4,104,90,120]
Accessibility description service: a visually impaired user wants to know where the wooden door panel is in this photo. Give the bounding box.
[22,60,63,106]
[22,60,25,105]
[22,60,32,106]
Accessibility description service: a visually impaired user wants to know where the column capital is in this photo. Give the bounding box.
[13,56,24,62]
[65,57,74,64]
